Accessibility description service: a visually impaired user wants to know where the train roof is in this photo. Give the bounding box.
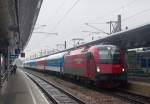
[35,57,46,61]
[46,52,67,60]
[24,59,36,63]
[94,44,118,49]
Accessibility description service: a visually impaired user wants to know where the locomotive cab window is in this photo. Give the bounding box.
[99,47,120,64]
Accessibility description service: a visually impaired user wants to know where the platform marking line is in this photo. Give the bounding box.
[22,70,50,104]
[28,77,50,104]
[24,73,37,104]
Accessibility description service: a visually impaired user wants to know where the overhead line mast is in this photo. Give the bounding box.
[85,15,122,35]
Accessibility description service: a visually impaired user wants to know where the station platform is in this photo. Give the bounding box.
[0,69,50,104]
[127,80,150,97]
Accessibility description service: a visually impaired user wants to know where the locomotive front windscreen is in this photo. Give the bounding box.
[99,47,120,64]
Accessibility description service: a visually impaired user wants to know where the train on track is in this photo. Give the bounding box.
[24,45,127,88]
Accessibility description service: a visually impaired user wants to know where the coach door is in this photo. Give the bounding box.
[86,52,95,78]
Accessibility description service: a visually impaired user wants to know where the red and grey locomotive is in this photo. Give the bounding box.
[64,45,127,87]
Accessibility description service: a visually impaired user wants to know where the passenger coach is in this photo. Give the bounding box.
[45,52,66,74]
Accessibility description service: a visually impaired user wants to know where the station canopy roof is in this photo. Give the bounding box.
[0,0,42,54]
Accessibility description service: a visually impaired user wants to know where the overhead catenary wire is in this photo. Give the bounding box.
[47,0,67,24]
[96,0,138,21]
[33,32,58,35]
[121,8,150,29]
[123,8,150,21]
[53,0,67,16]
[51,0,80,31]
[85,23,109,35]
[49,0,137,32]
[84,22,106,24]
[84,0,139,35]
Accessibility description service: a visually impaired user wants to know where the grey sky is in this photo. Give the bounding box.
[24,0,150,56]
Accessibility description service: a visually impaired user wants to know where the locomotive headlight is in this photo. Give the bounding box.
[97,67,100,72]
[122,68,125,72]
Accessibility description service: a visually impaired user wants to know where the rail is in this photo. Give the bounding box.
[25,72,86,104]
[110,89,150,104]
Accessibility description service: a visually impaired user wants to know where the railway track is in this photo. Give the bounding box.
[25,72,85,104]
[85,82,150,104]
[25,70,150,104]
[109,89,150,104]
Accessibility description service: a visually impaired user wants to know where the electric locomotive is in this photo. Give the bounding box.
[64,45,127,88]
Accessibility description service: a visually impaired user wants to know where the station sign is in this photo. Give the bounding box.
[10,54,19,59]
[15,49,20,54]
[20,53,25,57]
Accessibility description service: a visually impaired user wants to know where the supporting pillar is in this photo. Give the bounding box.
[0,54,1,87]
[0,53,3,87]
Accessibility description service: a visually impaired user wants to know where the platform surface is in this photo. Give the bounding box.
[127,80,150,97]
[0,69,50,104]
